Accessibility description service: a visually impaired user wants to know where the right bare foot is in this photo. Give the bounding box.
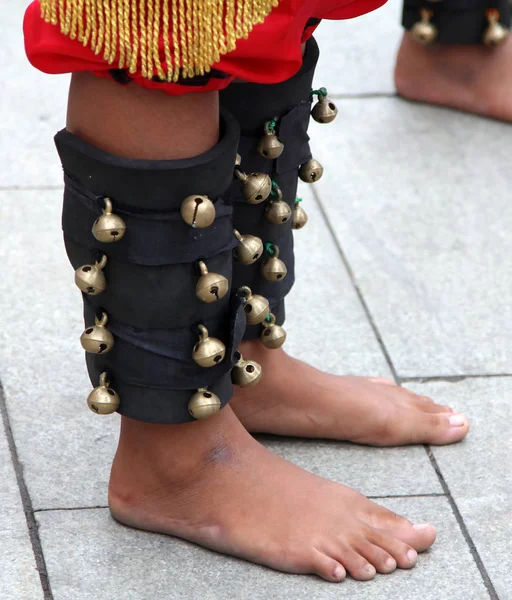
[109,408,436,582]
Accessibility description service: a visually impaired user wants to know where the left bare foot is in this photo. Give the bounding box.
[231,340,469,446]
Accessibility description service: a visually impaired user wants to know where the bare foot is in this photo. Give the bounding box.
[231,341,469,446]
[395,31,512,121]
[109,408,436,581]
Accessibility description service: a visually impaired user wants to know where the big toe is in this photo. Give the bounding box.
[376,514,437,553]
[414,411,470,445]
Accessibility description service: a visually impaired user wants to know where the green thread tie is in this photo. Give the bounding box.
[265,315,272,323]
[295,197,303,206]
[266,119,277,133]
[311,87,328,98]
[264,242,276,256]
[270,180,280,197]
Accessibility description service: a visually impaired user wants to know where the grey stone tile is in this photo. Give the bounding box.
[0,415,44,599]
[37,497,488,600]
[311,98,512,377]
[313,0,402,96]
[407,377,512,599]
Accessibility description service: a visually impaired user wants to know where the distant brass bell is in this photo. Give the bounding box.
[74,254,108,296]
[299,159,324,183]
[257,121,284,159]
[195,261,229,303]
[411,9,438,45]
[188,388,222,419]
[239,286,270,325]
[180,195,216,228]
[235,153,242,166]
[87,372,120,415]
[483,9,509,47]
[92,198,126,243]
[233,229,263,265]
[260,313,287,349]
[311,89,338,124]
[235,169,272,204]
[265,186,292,225]
[192,324,226,367]
[292,202,308,230]
[261,245,287,282]
[80,312,115,354]
[231,353,263,387]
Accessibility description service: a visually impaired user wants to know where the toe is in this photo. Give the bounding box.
[367,377,397,387]
[368,530,419,569]
[358,542,397,574]
[311,551,346,582]
[407,409,470,445]
[377,512,437,552]
[336,547,377,581]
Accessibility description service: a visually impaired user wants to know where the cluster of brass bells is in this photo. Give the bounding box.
[239,286,270,325]
[235,169,272,204]
[80,312,115,354]
[261,245,287,282]
[265,186,291,225]
[411,8,438,45]
[233,229,263,265]
[311,89,338,124]
[299,159,324,183]
[257,120,284,160]
[180,195,216,228]
[231,353,263,387]
[92,198,126,243]
[196,261,229,303]
[292,201,308,230]
[75,254,108,295]
[192,324,226,367]
[87,372,120,415]
[483,9,509,47]
[260,313,287,349]
[188,388,221,420]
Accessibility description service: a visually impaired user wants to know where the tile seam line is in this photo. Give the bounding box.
[0,381,54,600]
[402,373,512,383]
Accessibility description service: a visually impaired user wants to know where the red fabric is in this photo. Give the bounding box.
[24,0,386,94]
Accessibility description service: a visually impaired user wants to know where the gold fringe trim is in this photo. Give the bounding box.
[39,0,279,81]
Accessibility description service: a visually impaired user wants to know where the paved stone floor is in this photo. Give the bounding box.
[1,1,510,598]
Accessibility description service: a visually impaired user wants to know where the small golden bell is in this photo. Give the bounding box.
[235,153,242,166]
[74,254,108,296]
[260,313,287,349]
[92,198,126,243]
[483,9,509,46]
[299,159,324,183]
[311,89,338,124]
[235,170,272,204]
[411,9,438,45]
[233,229,263,265]
[239,286,270,325]
[192,324,226,367]
[180,195,216,228]
[80,312,115,354]
[257,121,284,159]
[196,261,229,303]
[231,353,263,387]
[87,372,120,415]
[265,186,292,225]
[261,245,287,282]
[292,202,308,230]
[188,388,222,419]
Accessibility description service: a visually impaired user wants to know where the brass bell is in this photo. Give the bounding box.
[261,245,287,282]
[260,313,287,349]
[292,201,308,230]
[87,372,120,415]
[233,229,263,265]
[411,9,438,45]
[192,324,226,367]
[256,120,284,159]
[74,254,108,296]
[265,186,292,225]
[239,286,270,325]
[235,169,272,204]
[196,261,229,303]
[235,153,242,166]
[311,89,338,124]
[180,195,216,228]
[188,388,222,419]
[80,312,115,354]
[299,159,324,183]
[483,9,509,47]
[231,353,263,387]
[92,198,126,243]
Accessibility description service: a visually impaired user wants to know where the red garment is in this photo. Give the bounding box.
[24,0,386,94]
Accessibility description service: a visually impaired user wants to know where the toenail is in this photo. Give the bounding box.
[407,549,418,563]
[449,414,466,427]
[333,565,345,580]
[365,563,376,574]
[413,523,431,531]
[385,557,396,570]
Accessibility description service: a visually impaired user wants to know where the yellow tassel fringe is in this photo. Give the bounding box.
[40,0,279,81]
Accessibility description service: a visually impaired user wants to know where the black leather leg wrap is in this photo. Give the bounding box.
[403,0,511,44]
[57,110,248,424]
[219,38,320,340]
